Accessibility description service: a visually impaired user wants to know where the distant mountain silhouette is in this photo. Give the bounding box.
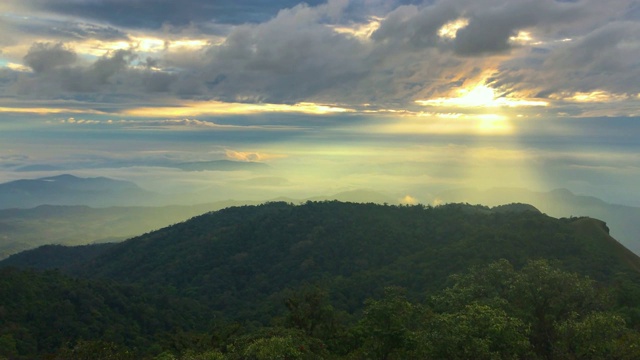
[0,200,261,259]
[0,174,154,209]
[14,164,64,172]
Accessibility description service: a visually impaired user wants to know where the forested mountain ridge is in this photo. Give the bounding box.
[6,202,640,299]
[435,187,640,254]
[2,201,640,359]
[76,200,640,280]
[0,201,256,260]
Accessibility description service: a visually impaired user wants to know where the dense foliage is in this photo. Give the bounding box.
[1,201,640,358]
[72,202,640,316]
[0,268,212,359]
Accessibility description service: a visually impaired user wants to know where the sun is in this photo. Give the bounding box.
[456,85,497,107]
[415,85,499,107]
[415,85,548,108]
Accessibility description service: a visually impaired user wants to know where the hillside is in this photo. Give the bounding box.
[0,201,254,259]
[25,202,638,317]
[0,267,212,357]
[3,201,640,359]
[434,187,640,254]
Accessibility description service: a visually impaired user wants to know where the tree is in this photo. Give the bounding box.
[284,285,335,338]
[54,340,134,360]
[242,336,304,360]
[417,303,531,359]
[354,287,419,360]
[554,312,640,359]
[0,334,17,359]
[431,259,623,359]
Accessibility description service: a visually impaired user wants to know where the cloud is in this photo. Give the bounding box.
[9,16,128,41]
[371,2,459,49]
[22,0,326,29]
[488,20,640,107]
[452,0,583,56]
[198,3,371,103]
[1,0,638,117]
[400,194,419,204]
[50,116,309,134]
[24,42,77,73]
[225,150,285,162]
[15,45,136,96]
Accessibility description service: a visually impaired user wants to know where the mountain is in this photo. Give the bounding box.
[5,201,637,314]
[2,201,640,358]
[0,174,155,209]
[0,185,396,259]
[0,200,261,259]
[0,243,116,270]
[434,187,640,254]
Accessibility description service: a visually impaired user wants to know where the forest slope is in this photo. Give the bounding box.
[59,202,640,318]
[3,201,640,359]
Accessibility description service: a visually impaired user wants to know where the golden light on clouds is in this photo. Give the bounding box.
[552,90,630,103]
[0,106,105,115]
[124,101,354,117]
[416,85,549,108]
[331,17,382,39]
[0,100,353,118]
[438,18,469,39]
[225,150,286,162]
[72,39,131,57]
[509,31,537,44]
[71,37,210,57]
[6,62,30,72]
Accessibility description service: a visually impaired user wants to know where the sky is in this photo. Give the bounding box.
[0,0,639,206]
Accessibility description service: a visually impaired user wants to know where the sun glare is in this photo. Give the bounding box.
[416,85,498,107]
[416,85,549,108]
[458,86,496,107]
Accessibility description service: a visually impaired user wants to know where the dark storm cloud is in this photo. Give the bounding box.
[188,3,371,103]
[369,0,583,55]
[453,0,582,56]
[2,0,639,112]
[489,21,640,99]
[25,0,327,29]
[5,16,128,41]
[19,44,136,94]
[371,2,459,49]
[24,43,77,73]
[543,22,640,93]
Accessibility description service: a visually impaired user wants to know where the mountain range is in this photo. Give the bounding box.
[2,201,640,358]
[0,174,153,209]
[2,173,640,260]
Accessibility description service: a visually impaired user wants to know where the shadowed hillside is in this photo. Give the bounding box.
[434,187,640,254]
[7,201,637,317]
[3,201,640,359]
